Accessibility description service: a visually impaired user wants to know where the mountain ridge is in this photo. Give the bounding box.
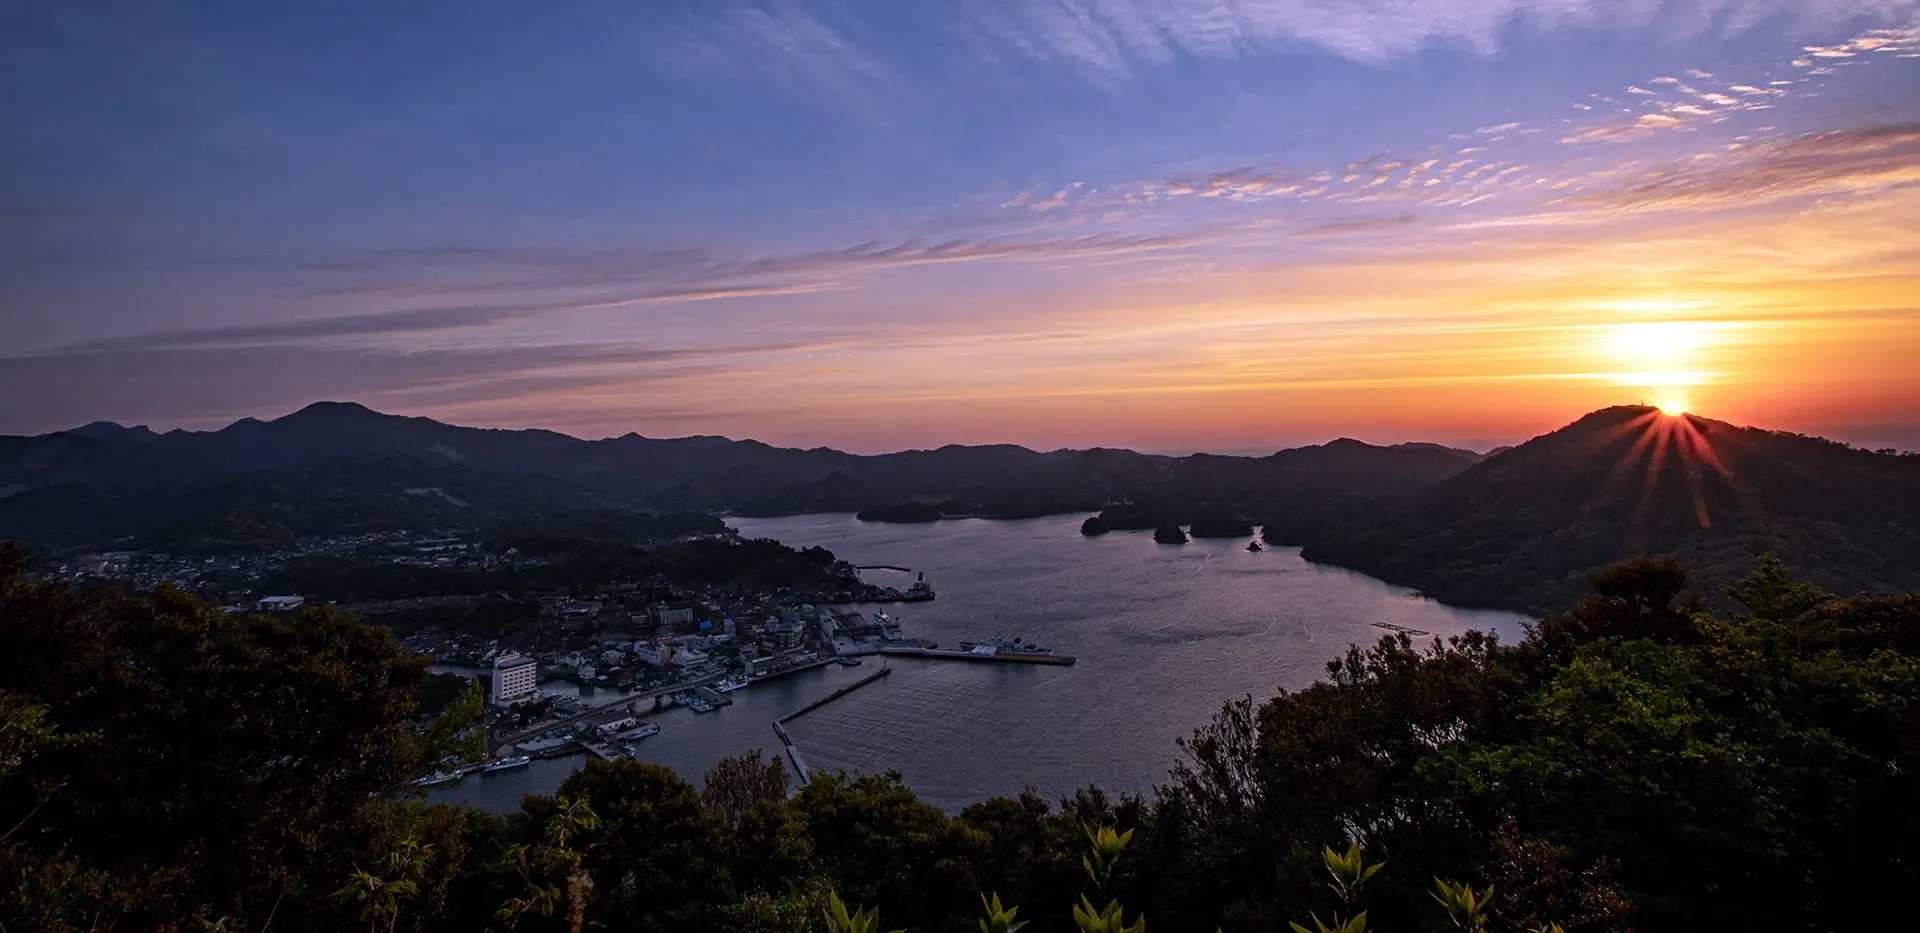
[0,401,1484,551]
[1300,406,1920,611]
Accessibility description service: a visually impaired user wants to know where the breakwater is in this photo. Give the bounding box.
[772,664,892,785]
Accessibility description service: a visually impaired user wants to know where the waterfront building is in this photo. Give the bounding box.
[634,642,676,667]
[256,595,305,612]
[596,716,640,735]
[491,651,538,706]
[517,736,573,757]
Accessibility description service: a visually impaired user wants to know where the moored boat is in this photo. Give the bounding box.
[482,755,531,773]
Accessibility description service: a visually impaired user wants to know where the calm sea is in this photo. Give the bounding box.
[428,514,1531,813]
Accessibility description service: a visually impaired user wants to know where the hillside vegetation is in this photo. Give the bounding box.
[5,545,1916,932]
[1301,407,1920,611]
[0,402,1476,552]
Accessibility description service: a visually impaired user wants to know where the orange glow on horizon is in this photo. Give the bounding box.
[406,188,1920,453]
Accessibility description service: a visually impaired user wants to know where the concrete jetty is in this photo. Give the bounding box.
[771,664,892,787]
[876,645,1076,666]
[777,664,892,725]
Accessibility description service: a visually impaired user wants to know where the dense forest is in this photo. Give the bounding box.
[5,542,1915,932]
[1302,407,1920,612]
[259,536,843,605]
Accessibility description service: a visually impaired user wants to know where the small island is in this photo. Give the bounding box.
[1153,523,1188,544]
[1080,515,1112,536]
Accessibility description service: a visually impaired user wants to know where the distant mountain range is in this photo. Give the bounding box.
[4,402,1914,613]
[1302,406,1920,611]
[0,401,1480,552]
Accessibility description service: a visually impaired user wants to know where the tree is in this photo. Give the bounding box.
[0,541,474,929]
[548,759,731,930]
[704,749,791,827]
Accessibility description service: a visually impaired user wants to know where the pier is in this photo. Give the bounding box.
[771,720,811,786]
[499,656,842,745]
[876,645,1076,666]
[777,664,891,725]
[771,664,892,786]
[853,564,915,573]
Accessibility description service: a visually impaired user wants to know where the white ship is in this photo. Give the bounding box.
[481,755,531,773]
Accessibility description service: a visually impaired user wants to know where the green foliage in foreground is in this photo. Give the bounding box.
[3,543,1917,932]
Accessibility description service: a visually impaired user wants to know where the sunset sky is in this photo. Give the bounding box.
[4,1,1918,452]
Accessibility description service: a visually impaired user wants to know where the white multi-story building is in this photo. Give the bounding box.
[491,651,538,706]
[634,641,676,667]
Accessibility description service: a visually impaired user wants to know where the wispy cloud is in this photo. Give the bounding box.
[1561,112,1688,143]
[1799,24,1920,60]
[642,0,894,102]
[44,283,840,353]
[950,0,1920,76]
[1292,214,1419,238]
[40,231,1212,353]
[637,1,1920,94]
[0,342,792,435]
[1572,123,1920,211]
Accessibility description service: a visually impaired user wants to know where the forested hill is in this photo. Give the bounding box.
[1301,406,1920,611]
[8,544,1919,931]
[0,401,1480,551]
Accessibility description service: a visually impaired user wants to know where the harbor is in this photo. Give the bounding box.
[425,601,1078,794]
[877,638,1076,665]
[424,514,1530,814]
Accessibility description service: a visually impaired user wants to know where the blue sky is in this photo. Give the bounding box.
[4,1,1918,451]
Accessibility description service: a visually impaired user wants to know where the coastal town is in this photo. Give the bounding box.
[405,588,1076,788]
[40,522,1074,789]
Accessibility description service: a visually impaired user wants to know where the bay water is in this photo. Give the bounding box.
[429,514,1530,813]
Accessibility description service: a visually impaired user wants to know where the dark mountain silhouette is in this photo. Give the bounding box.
[1302,406,1920,611]
[0,401,1482,551]
[0,455,608,553]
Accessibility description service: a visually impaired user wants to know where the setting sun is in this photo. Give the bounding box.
[1657,396,1690,416]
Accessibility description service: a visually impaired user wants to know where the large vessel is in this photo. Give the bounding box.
[960,636,1070,661]
[482,755,531,773]
[873,610,907,640]
[902,572,933,602]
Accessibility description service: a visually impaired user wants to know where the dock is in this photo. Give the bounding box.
[499,656,841,745]
[876,646,1075,666]
[777,664,891,725]
[771,720,813,786]
[772,664,892,787]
